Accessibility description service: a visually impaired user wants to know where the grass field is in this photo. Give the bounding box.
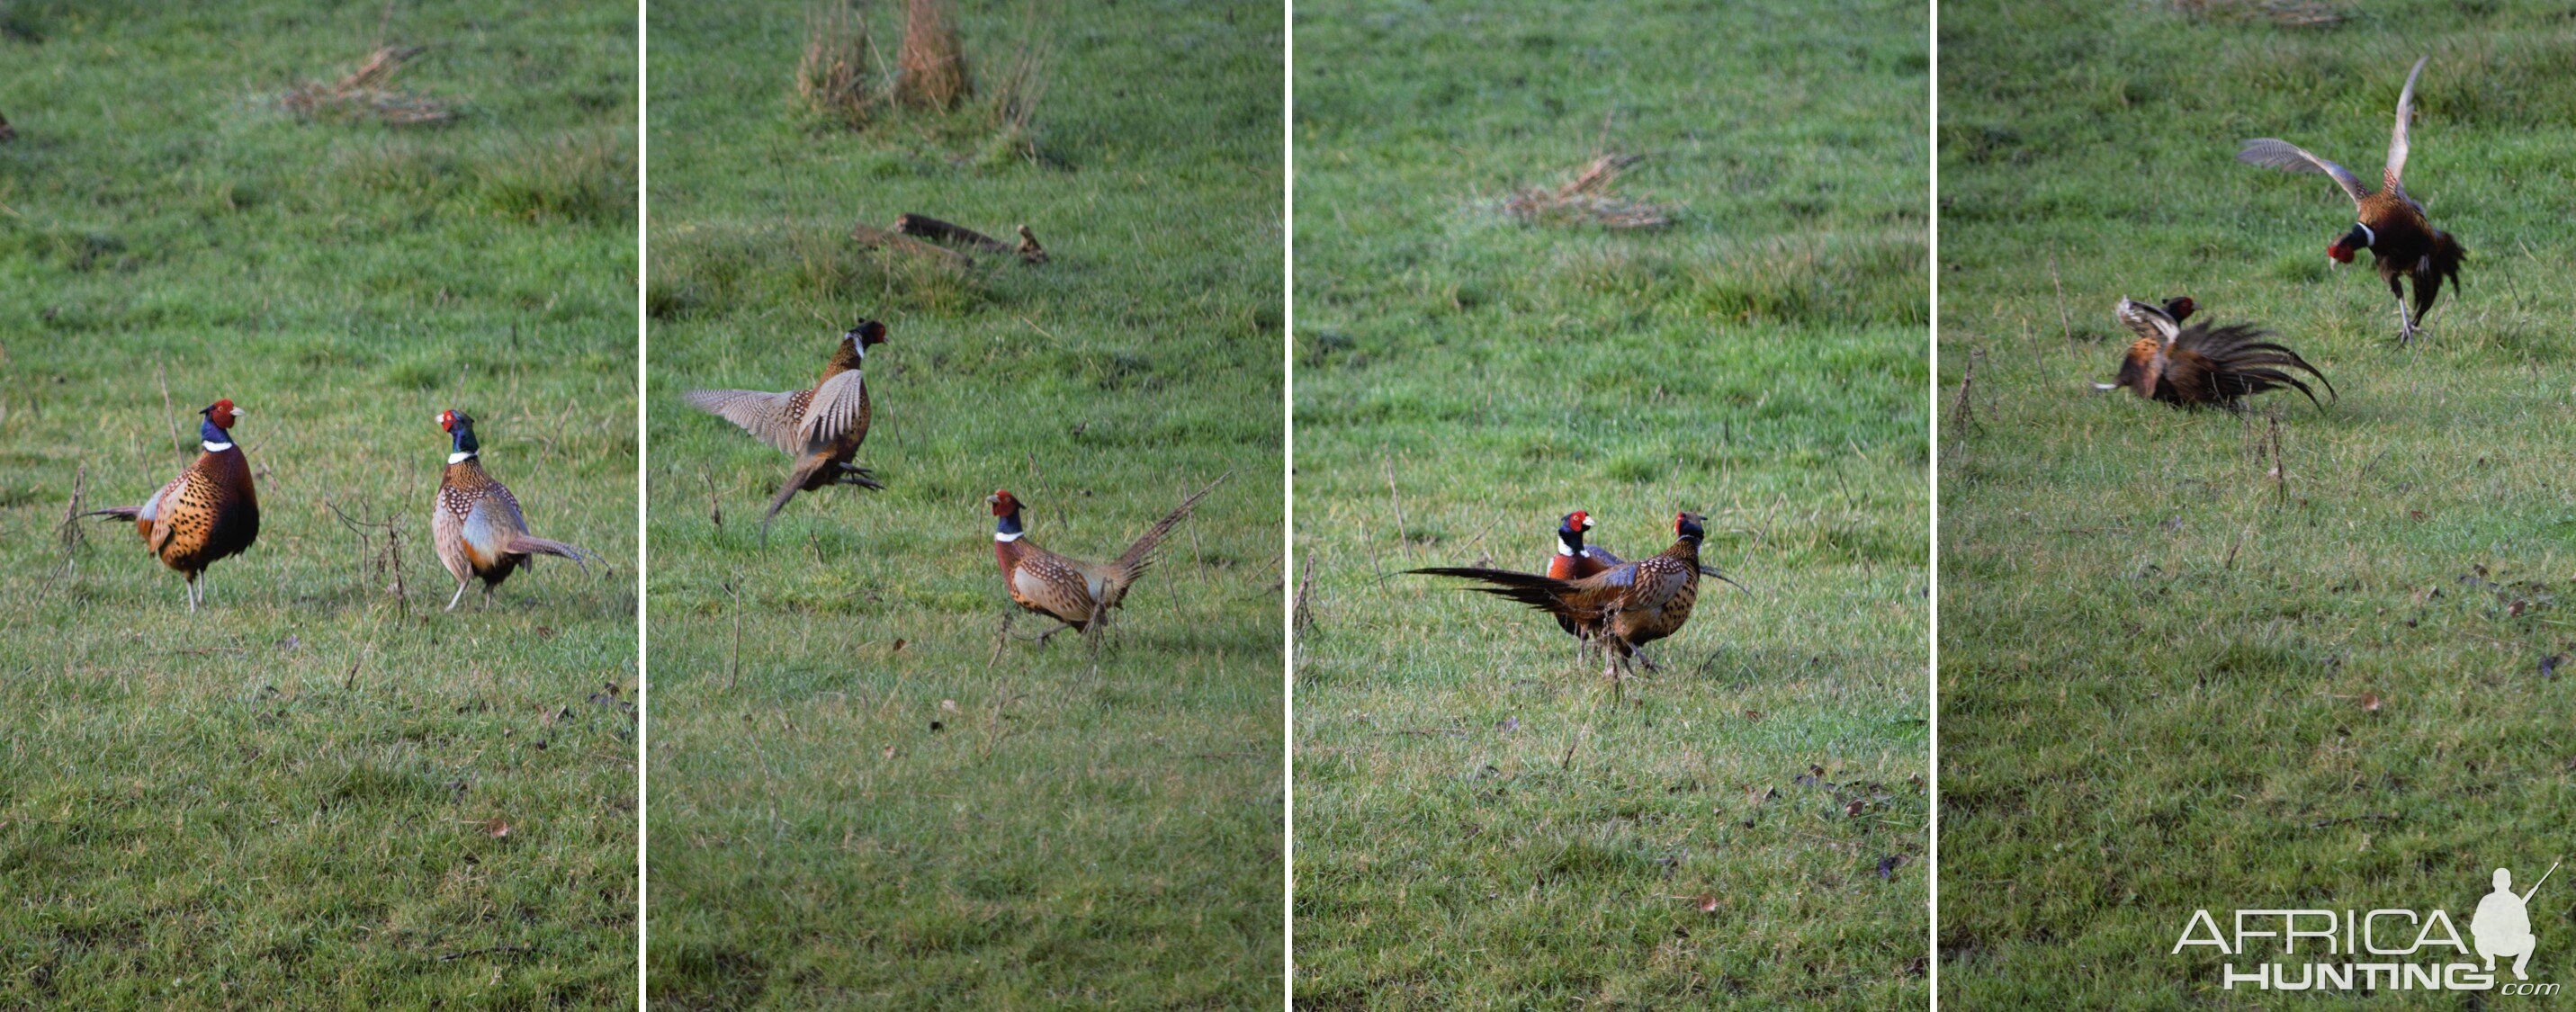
[0,1,637,1006]
[642,1,1282,1006]
[1292,0,1928,1005]
[1939,0,2576,1002]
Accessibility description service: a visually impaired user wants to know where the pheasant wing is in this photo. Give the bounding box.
[2386,55,2428,193]
[2238,139,2369,204]
[2116,299,2180,346]
[1010,549,1099,624]
[685,389,803,454]
[1618,556,1695,613]
[462,482,534,561]
[796,369,868,448]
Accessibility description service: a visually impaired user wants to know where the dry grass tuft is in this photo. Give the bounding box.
[2168,0,2345,28]
[894,0,971,110]
[797,3,887,130]
[282,46,455,126]
[1502,153,1675,229]
[986,19,1051,136]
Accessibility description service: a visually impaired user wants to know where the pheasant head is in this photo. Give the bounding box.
[198,399,243,447]
[987,489,1026,541]
[1557,510,1593,554]
[1674,511,1707,544]
[2328,221,2374,264]
[438,409,480,461]
[832,320,889,369]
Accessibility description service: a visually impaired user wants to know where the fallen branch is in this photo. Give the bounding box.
[852,222,974,269]
[895,213,1010,255]
[889,213,1048,264]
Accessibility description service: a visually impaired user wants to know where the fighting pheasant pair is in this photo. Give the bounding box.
[87,400,597,612]
[1411,510,1741,679]
[688,320,1227,651]
[2100,57,2459,404]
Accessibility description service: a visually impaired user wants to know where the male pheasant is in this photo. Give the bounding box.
[86,399,259,610]
[1413,511,1723,677]
[2239,56,2464,344]
[1544,510,1624,639]
[987,473,1229,653]
[433,409,598,611]
[685,321,887,543]
[2095,297,2335,411]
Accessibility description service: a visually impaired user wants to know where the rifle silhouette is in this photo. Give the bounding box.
[2523,859,2561,903]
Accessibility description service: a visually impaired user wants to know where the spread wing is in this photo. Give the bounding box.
[684,388,802,454]
[2117,298,2180,348]
[797,369,867,446]
[2385,55,2428,193]
[2238,139,2369,204]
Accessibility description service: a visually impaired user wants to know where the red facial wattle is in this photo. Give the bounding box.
[2327,242,2355,264]
[990,491,1014,517]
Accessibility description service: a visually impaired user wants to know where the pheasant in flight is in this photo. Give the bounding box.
[686,321,888,543]
[2239,56,2464,344]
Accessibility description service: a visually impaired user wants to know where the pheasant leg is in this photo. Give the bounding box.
[2388,277,2415,345]
[834,463,885,491]
[446,579,471,613]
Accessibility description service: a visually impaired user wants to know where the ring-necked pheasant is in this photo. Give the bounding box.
[85,399,259,610]
[1413,511,1726,677]
[434,409,598,611]
[1545,510,1623,639]
[2095,297,2335,410]
[685,321,887,544]
[2239,56,2464,344]
[987,473,1230,655]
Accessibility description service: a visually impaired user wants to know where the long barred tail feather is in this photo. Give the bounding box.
[1101,470,1232,606]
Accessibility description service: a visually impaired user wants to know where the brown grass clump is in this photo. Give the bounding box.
[797,3,886,130]
[282,46,454,126]
[1503,154,1675,229]
[894,0,971,111]
[2168,0,2345,27]
[986,30,1050,136]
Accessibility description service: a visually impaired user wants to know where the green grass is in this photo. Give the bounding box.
[0,1,636,1007]
[1293,0,1928,1006]
[1939,1,2576,1003]
[642,1,1282,1007]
